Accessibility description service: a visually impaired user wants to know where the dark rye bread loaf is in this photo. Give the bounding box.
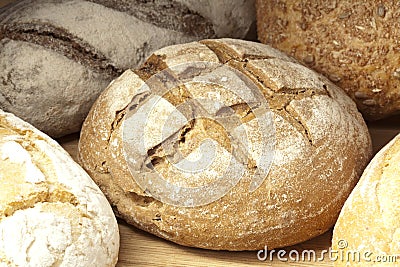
[0,0,255,137]
[256,0,400,120]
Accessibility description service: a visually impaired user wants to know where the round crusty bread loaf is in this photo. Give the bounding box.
[332,134,400,266]
[0,110,119,266]
[0,0,255,137]
[256,0,400,120]
[78,38,372,250]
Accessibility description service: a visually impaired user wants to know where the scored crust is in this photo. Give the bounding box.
[256,0,400,120]
[332,134,400,266]
[78,38,372,250]
[0,110,119,266]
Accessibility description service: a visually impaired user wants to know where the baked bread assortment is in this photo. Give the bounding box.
[0,110,119,266]
[256,0,400,120]
[78,38,372,250]
[0,0,397,263]
[0,0,255,137]
[332,134,400,266]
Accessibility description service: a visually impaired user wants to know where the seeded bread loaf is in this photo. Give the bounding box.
[0,0,255,137]
[332,134,400,266]
[256,0,400,120]
[78,38,372,250]
[0,109,119,266]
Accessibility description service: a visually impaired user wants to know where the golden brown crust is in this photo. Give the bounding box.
[332,134,400,266]
[78,39,372,250]
[256,0,400,120]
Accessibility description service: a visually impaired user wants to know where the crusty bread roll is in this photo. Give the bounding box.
[78,38,372,250]
[332,134,400,266]
[0,110,119,266]
[0,0,255,137]
[256,0,400,120]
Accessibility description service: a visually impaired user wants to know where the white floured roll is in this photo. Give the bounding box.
[0,110,119,266]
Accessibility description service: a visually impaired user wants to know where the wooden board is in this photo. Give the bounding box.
[58,118,400,267]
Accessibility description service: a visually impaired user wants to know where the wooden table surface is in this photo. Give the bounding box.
[58,117,400,267]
